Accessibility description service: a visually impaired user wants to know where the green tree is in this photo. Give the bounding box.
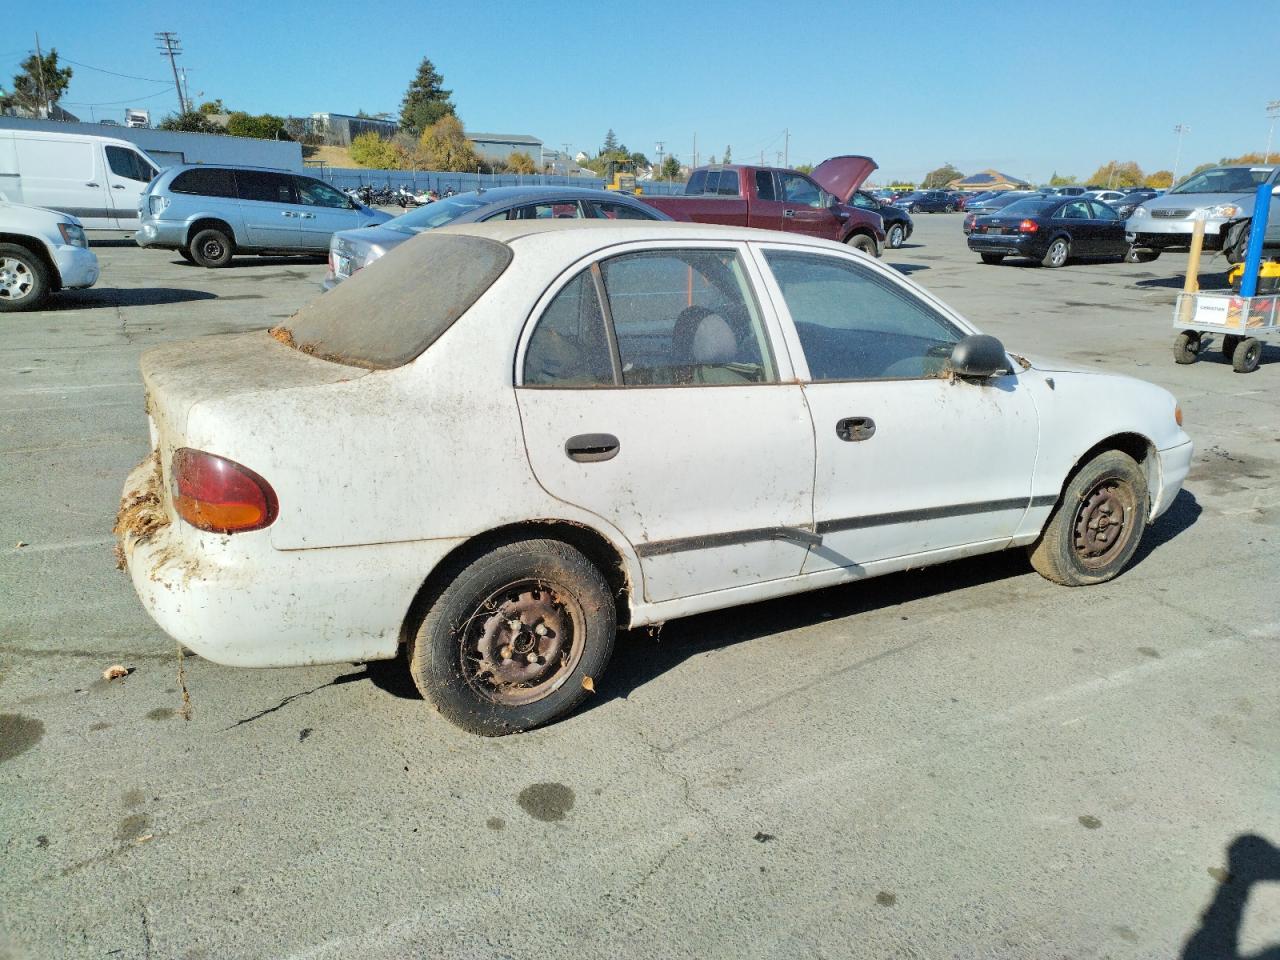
[157,111,224,134]
[660,155,682,180]
[226,112,290,140]
[1145,170,1173,188]
[795,163,814,175]
[1218,151,1268,164]
[1048,171,1078,186]
[508,150,537,174]
[8,49,73,114]
[601,129,620,154]
[197,99,225,115]
[922,163,963,189]
[723,145,732,164]
[399,57,456,135]
[417,114,481,171]
[1087,160,1145,187]
[350,131,407,169]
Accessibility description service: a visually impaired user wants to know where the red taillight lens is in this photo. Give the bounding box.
[171,448,278,533]
[1018,219,1039,233]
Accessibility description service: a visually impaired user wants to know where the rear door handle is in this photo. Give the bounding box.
[783,209,795,218]
[86,182,100,187]
[836,417,876,442]
[565,433,619,463]
[282,211,295,217]
[112,184,126,190]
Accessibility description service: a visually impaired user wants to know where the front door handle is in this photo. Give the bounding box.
[836,417,876,442]
[86,182,100,187]
[112,184,126,190]
[565,433,619,463]
[281,211,295,217]
[783,209,796,218]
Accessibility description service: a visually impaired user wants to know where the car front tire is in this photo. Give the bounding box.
[887,223,905,249]
[1028,450,1149,587]
[0,242,51,312]
[190,228,234,268]
[408,538,617,736]
[846,233,878,257]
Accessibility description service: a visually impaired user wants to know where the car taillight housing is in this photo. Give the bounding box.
[1018,219,1039,233]
[171,448,278,534]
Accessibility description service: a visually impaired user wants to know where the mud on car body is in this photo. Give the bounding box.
[118,219,1193,736]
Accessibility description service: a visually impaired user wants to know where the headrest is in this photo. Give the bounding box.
[691,313,737,364]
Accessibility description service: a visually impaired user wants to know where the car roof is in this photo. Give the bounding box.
[165,162,298,175]
[449,185,651,202]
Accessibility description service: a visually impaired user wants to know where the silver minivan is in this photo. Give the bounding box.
[136,164,392,267]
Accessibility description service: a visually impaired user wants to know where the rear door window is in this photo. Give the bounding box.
[1089,201,1119,220]
[169,167,237,198]
[493,201,585,220]
[236,171,297,204]
[524,270,615,385]
[589,200,655,220]
[716,170,741,196]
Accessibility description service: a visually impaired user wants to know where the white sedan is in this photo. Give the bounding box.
[116,220,1193,735]
[0,200,99,311]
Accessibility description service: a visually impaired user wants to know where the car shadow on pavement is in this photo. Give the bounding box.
[48,288,219,310]
[1181,833,1280,959]
[886,263,930,275]
[173,256,329,269]
[1131,488,1200,568]
[1136,273,1232,291]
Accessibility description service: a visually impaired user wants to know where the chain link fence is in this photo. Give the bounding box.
[310,165,689,197]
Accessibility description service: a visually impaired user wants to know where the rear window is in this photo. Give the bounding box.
[1001,199,1057,216]
[169,167,237,198]
[275,234,513,369]
[383,193,490,234]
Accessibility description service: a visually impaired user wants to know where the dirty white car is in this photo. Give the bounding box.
[116,220,1193,735]
[0,200,99,311]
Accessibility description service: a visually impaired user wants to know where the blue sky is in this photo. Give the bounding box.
[9,0,1280,183]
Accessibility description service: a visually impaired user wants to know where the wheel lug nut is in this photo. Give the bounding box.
[534,624,548,636]
[526,652,538,664]
[500,645,513,660]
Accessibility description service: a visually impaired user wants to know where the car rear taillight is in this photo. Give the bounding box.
[1018,219,1039,233]
[171,448,278,534]
[148,195,169,216]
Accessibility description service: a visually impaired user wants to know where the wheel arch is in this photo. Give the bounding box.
[0,233,60,289]
[1056,431,1159,516]
[399,519,638,647]
[185,217,237,248]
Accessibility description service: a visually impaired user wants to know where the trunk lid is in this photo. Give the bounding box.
[810,156,878,203]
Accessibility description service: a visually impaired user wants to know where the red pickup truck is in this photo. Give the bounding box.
[641,156,885,255]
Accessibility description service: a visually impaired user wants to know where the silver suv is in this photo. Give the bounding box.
[1126,164,1279,261]
[136,164,392,267]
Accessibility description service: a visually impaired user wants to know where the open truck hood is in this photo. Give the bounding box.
[810,156,878,204]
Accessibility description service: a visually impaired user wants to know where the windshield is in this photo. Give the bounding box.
[382,193,492,234]
[1170,167,1272,195]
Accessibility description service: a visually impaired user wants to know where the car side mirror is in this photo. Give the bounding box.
[949,334,1010,379]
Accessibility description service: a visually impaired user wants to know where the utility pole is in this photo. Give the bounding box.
[654,141,665,179]
[156,32,186,113]
[178,67,194,112]
[784,128,789,168]
[34,32,48,117]
[692,132,698,170]
[1172,123,1190,187]
[1265,101,1280,163]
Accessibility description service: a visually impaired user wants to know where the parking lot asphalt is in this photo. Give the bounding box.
[2,216,1278,960]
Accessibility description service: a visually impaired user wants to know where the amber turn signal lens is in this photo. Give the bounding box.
[171,448,278,534]
[1175,405,1183,427]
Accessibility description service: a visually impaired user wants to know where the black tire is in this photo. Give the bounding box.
[178,247,195,264]
[909,204,919,214]
[980,253,1005,265]
[189,228,234,268]
[0,242,51,312]
[1028,450,1149,587]
[1231,337,1262,374]
[407,539,616,735]
[1125,245,1160,263]
[1042,237,1070,268]
[944,203,955,213]
[1221,334,1241,358]
[1173,330,1200,364]
[846,233,877,257]
[886,223,905,249]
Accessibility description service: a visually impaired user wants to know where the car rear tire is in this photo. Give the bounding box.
[886,223,905,249]
[407,538,617,736]
[1028,450,1149,587]
[980,253,1005,265]
[1173,330,1201,364]
[0,243,51,312]
[1042,238,1070,268]
[945,203,955,213]
[909,204,919,214]
[189,228,234,268]
[846,234,878,257]
[1231,337,1262,374]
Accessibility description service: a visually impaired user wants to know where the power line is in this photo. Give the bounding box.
[63,87,173,108]
[59,56,170,84]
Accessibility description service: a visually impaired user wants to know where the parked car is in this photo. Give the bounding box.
[1126,164,1279,261]
[962,191,1038,233]
[0,200,99,311]
[326,185,668,288]
[1110,190,1158,219]
[116,219,1192,735]
[893,190,957,213]
[0,128,160,233]
[1041,186,1089,197]
[1084,190,1128,204]
[135,164,393,267]
[967,196,1129,267]
[641,157,885,255]
[848,189,913,248]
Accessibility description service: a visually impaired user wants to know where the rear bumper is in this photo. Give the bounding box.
[134,220,188,250]
[1152,438,1194,521]
[116,454,465,668]
[966,234,1043,257]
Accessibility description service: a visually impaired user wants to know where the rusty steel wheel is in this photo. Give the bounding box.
[1029,449,1149,587]
[409,538,616,735]
[461,579,585,708]
[1071,478,1138,571]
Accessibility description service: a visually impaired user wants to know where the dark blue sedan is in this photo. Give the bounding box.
[967,196,1128,267]
[325,186,669,288]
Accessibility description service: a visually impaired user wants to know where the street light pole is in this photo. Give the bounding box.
[1172,123,1190,187]
[1265,100,1280,163]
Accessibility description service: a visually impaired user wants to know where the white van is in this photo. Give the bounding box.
[0,129,160,234]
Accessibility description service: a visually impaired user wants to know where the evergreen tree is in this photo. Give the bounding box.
[399,57,456,135]
[723,145,732,164]
[602,129,620,154]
